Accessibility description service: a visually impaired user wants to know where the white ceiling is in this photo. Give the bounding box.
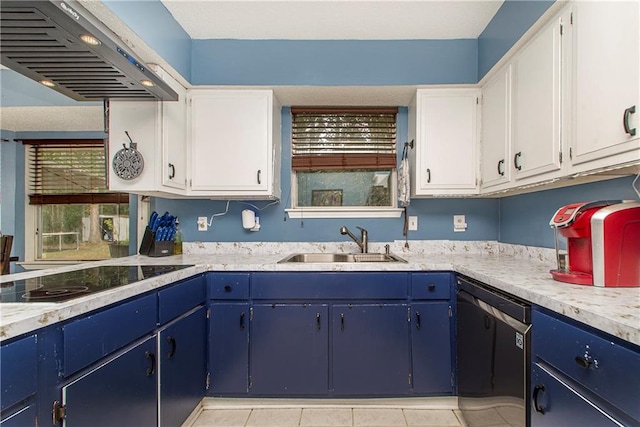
[161,0,504,40]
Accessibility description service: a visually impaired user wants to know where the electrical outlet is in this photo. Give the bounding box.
[408,216,418,231]
[453,215,467,232]
[197,217,208,231]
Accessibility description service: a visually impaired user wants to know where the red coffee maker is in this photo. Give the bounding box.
[549,200,640,287]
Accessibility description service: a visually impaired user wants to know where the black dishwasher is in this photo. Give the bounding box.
[456,275,532,427]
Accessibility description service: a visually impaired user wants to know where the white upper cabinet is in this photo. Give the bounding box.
[108,66,187,197]
[409,88,480,196]
[569,1,640,169]
[480,64,512,189]
[511,11,564,180]
[157,67,188,191]
[187,90,281,199]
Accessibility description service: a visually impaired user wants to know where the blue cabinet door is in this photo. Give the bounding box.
[332,304,410,395]
[159,307,207,427]
[0,334,37,412]
[0,404,36,427]
[62,336,157,427]
[411,302,453,394]
[531,363,623,426]
[250,304,329,395]
[209,303,250,394]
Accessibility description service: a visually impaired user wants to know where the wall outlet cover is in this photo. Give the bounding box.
[453,214,467,232]
[197,217,208,231]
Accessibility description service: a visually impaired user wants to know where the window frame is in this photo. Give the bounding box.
[286,107,403,219]
[21,139,130,266]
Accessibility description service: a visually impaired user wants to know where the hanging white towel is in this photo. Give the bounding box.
[398,145,410,207]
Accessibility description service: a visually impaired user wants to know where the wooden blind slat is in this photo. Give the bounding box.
[291,109,397,171]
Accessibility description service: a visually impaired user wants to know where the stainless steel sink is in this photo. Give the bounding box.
[278,253,407,263]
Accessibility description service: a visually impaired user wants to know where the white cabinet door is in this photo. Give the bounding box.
[157,68,188,191]
[411,88,480,196]
[481,64,512,189]
[512,13,563,180]
[571,1,640,167]
[188,90,280,199]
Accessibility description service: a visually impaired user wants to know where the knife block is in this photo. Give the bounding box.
[139,226,174,257]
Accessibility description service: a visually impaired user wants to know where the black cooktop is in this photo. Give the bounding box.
[0,265,193,303]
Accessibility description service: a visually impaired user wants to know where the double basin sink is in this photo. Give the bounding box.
[278,253,407,263]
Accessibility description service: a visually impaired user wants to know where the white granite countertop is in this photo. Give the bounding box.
[2,241,639,347]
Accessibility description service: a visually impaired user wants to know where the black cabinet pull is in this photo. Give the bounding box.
[340,313,345,331]
[168,163,175,179]
[575,355,592,369]
[497,159,505,176]
[240,312,246,330]
[415,312,421,330]
[514,152,522,171]
[145,351,156,376]
[532,384,545,414]
[257,169,262,184]
[623,105,637,136]
[316,313,321,331]
[166,336,176,359]
[224,285,232,292]
[426,168,431,183]
[428,284,436,292]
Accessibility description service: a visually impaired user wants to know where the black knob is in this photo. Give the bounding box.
[532,384,546,414]
[224,285,232,292]
[428,284,436,291]
[575,355,592,369]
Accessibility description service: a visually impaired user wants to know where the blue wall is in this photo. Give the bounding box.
[1,133,25,272]
[478,0,555,79]
[500,176,639,248]
[192,39,478,85]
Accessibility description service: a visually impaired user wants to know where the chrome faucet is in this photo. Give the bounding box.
[340,226,368,253]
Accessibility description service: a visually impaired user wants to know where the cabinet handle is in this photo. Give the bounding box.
[168,163,175,179]
[257,169,262,184]
[224,285,232,293]
[428,284,436,292]
[166,336,176,359]
[340,313,345,331]
[316,313,321,331]
[497,159,505,176]
[623,105,637,136]
[514,152,522,171]
[145,351,156,376]
[532,384,546,414]
[426,168,431,183]
[240,312,246,330]
[415,312,421,330]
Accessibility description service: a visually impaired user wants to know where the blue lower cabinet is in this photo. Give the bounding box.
[410,302,453,394]
[61,336,157,427]
[0,334,37,412]
[209,303,250,394]
[332,304,410,395]
[531,363,622,426]
[159,307,207,427]
[250,304,329,395]
[0,404,36,427]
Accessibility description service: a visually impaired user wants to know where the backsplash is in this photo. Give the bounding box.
[184,240,556,265]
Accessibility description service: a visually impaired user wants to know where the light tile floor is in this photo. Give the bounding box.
[185,402,523,427]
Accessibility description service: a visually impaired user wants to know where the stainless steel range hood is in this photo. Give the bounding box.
[0,0,178,101]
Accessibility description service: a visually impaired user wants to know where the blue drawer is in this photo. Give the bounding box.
[63,293,157,377]
[0,335,37,411]
[533,309,640,421]
[158,274,205,324]
[251,272,409,300]
[208,273,250,300]
[411,273,452,300]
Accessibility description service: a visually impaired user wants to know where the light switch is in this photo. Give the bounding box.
[408,216,418,231]
[453,215,467,232]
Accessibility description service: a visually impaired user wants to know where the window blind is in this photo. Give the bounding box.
[23,139,128,205]
[291,107,398,171]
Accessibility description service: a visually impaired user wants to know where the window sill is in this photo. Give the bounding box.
[285,207,404,219]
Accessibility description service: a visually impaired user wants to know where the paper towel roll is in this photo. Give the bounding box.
[242,209,256,229]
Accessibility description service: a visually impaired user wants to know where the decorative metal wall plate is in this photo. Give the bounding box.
[112,131,144,180]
